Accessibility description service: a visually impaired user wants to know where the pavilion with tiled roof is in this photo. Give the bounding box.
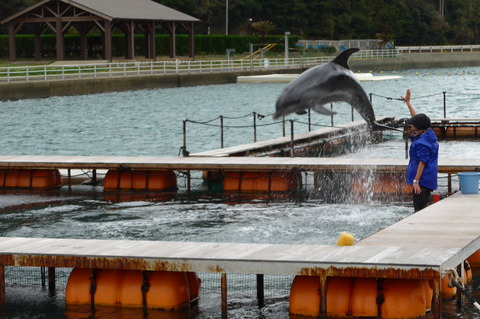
[1,0,199,62]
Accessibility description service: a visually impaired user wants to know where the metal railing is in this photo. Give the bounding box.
[396,44,480,53]
[0,49,401,83]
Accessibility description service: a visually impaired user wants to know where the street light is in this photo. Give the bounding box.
[284,31,290,66]
[226,0,229,35]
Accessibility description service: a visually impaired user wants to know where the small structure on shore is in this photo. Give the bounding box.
[1,0,199,62]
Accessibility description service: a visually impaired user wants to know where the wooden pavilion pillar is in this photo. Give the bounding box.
[77,23,92,60]
[145,21,156,59]
[34,26,42,61]
[55,17,65,61]
[184,22,195,58]
[8,23,16,62]
[166,21,177,59]
[124,21,136,60]
[103,20,112,61]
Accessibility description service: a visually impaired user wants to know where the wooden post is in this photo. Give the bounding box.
[80,27,88,60]
[0,264,4,303]
[319,276,327,316]
[125,21,135,60]
[221,273,227,313]
[104,21,112,61]
[68,169,72,191]
[48,267,56,295]
[55,18,64,61]
[34,27,42,61]
[8,23,16,63]
[456,263,464,306]
[432,276,442,319]
[290,120,295,157]
[187,22,195,58]
[256,274,264,307]
[149,22,156,59]
[168,22,177,59]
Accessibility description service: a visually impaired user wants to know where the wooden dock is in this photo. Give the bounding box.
[0,155,479,173]
[190,117,395,157]
[0,191,478,318]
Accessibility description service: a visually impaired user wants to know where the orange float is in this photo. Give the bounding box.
[289,275,321,317]
[103,170,177,191]
[0,169,62,189]
[467,249,480,268]
[380,279,427,318]
[433,126,480,138]
[441,273,456,299]
[65,268,93,304]
[351,173,412,194]
[66,269,200,310]
[326,277,352,317]
[186,272,202,303]
[423,279,433,311]
[147,271,190,310]
[350,278,378,317]
[465,260,473,283]
[223,171,300,192]
[95,269,123,305]
[117,270,144,307]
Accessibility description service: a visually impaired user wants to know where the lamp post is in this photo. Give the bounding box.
[284,31,290,66]
[226,0,229,35]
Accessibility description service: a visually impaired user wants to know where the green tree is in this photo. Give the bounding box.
[251,20,275,42]
[0,0,36,33]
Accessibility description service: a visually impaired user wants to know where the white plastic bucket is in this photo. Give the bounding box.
[458,172,480,194]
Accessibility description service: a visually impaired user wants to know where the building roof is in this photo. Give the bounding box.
[2,0,199,24]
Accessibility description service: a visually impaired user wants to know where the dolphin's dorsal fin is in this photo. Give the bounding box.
[332,48,360,70]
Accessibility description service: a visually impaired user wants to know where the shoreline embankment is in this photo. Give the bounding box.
[1,52,480,101]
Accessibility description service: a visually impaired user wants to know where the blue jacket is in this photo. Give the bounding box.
[406,129,439,190]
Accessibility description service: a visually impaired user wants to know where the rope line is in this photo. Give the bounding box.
[185,119,284,128]
[371,92,444,101]
[445,268,480,311]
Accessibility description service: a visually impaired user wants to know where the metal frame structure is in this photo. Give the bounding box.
[1,0,199,62]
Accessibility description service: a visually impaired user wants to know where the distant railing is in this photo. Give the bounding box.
[0,49,400,83]
[396,44,480,53]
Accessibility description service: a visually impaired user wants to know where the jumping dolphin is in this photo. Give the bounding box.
[274,48,390,130]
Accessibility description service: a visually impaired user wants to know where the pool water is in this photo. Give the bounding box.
[0,66,479,318]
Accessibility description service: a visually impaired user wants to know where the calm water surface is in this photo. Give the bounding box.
[0,66,479,318]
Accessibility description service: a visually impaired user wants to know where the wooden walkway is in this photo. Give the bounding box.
[0,191,478,318]
[191,117,394,157]
[0,155,478,174]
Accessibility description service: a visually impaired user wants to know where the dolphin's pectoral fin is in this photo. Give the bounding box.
[295,109,308,115]
[312,104,337,115]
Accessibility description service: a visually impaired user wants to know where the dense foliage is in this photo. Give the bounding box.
[0,34,299,58]
[2,0,480,45]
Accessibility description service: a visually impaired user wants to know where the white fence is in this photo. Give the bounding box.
[397,44,480,53]
[0,49,400,83]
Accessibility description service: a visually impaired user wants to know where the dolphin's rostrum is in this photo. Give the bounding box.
[274,48,386,130]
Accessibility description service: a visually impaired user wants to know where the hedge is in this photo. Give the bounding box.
[0,34,299,59]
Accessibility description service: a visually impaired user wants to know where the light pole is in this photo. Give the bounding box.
[284,31,290,66]
[225,0,229,35]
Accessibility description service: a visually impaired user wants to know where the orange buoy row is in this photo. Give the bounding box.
[66,269,201,310]
[222,171,300,192]
[433,126,479,138]
[351,172,412,194]
[0,169,62,189]
[103,170,177,191]
[289,276,433,318]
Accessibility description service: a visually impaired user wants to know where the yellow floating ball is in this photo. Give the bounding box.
[336,233,355,246]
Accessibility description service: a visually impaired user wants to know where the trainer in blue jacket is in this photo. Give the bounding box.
[401,89,439,212]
